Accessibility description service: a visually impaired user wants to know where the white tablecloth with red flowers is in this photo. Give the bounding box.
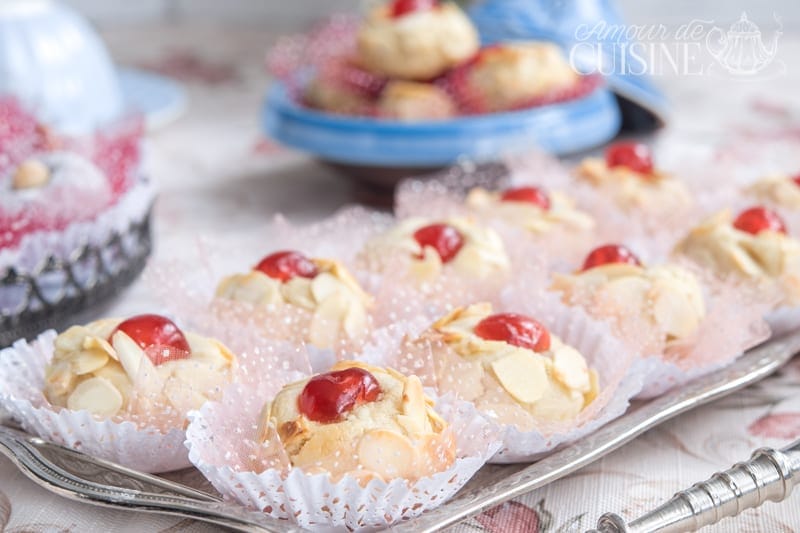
[2,25,800,533]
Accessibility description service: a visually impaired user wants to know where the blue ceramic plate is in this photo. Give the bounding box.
[118,68,187,131]
[263,81,621,167]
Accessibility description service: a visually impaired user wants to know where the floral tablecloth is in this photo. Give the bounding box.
[2,24,800,533]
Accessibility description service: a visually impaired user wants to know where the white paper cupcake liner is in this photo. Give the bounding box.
[765,306,800,339]
[631,356,732,399]
[0,331,188,473]
[185,377,500,530]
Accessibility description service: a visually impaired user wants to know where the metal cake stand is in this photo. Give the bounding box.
[0,210,153,347]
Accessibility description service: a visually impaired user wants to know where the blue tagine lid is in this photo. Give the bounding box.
[468,0,669,130]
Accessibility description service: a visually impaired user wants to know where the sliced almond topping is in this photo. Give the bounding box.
[357,429,417,479]
[82,335,117,360]
[182,333,233,369]
[596,263,646,279]
[651,283,702,339]
[584,369,600,406]
[163,376,208,412]
[490,351,548,404]
[44,362,76,403]
[170,363,225,395]
[216,272,284,306]
[111,330,147,379]
[325,260,373,304]
[410,246,442,281]
[551,344,591,392]
[727,243,763,276]
[255,402,275,443]
[308,292,348,348]
[66,376,123,417]
[70,348,110,376]
[93,363,132,405]
[281,276,315,309]
[397,375,427,436]
[53,326,89,354]
[746,236,786,277]
[310,272,342,303]
[342,301,368,340]
[601,276,650,306]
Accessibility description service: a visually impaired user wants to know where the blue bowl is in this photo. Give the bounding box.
[264,81,621,168]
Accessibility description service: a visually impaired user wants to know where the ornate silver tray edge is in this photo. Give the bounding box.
[394,329,800,532]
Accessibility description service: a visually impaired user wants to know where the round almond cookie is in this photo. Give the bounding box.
[215,251,373,352]
[575,141,692,218]
[451,42,580,112]
[357,216,513,324]
[745,173,800,210]
[257,360,454,482]
[356,0,479,81]
[674,207,800,306]
[359,216,510,282]
[0,315,238,472]
[185,360,499,530]
[384,299,642,462]
[376,80,456,121]
[674,206,800,339]
[551,243,770,397]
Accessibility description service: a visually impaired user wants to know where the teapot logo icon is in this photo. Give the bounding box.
[706,12,781,76]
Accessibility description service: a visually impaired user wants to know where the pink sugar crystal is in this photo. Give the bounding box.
[89,115,143,196]
[0,98,50,174]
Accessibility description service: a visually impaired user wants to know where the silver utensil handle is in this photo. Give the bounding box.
[0,425,300,532]
[589,439,800,533]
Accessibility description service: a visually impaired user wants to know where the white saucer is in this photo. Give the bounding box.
[118,67,187,131]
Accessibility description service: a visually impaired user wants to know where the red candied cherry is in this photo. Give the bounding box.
[500,186,551,210]
[474,313,551,352]
[254,250,319,282]
[605,142,654,175]
[110,314,191,365]
[298,367,382,423]
[581,244,642,271]
[733,206,787,235]
[791,174,800,188]
[390,0,438,18]
[413,223,465,263]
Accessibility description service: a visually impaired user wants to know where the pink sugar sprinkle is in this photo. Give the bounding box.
[90,114,144,195]
[0,98,51,175]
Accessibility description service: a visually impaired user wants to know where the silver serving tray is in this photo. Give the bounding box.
[2,328,800,532]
